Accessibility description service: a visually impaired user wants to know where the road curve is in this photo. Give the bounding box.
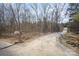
[0,33,78,56]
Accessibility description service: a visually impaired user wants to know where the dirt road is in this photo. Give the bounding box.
[0,33,78,56]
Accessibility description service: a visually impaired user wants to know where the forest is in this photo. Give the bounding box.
[0,3,68,36]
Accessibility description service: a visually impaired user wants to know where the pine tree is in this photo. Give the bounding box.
[68,3,79,33]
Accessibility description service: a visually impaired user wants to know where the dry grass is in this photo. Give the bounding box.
[0,32,44,44]
[59,33,79,54]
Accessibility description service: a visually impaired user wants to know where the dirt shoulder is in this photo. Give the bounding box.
[59,33,79,54]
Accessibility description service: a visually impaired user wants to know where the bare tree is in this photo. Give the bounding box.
[30,4,39,32]
[50,3,66,32]
[9,4,18,31]
[0,4,6,35]
[22,4,32,32]
[40,3,51,33]
[15,3,22,31]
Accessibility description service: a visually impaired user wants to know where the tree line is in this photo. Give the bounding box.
[0,3,67,35]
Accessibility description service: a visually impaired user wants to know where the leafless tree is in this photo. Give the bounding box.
[30,4,39,32]
[15,3,22,31]
[40,3,51,33]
